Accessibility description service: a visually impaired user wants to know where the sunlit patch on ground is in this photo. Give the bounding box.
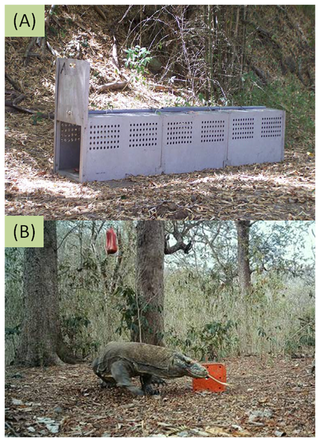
[5,125,315,219]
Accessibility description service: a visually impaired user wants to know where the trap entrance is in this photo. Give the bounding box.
[54,59,285,183]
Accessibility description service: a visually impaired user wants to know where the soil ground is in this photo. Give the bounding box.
[5,115,315,220]
[5,356,315,437]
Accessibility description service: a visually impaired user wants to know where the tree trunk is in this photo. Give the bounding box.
[236,220,252,298]
[236,220,253,354]
[135,221,165,346]
[15,221,76,366]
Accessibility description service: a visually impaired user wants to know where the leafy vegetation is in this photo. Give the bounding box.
[124,45,152,74]
[115,285,164,344]
[5,221,315,364]
[235,75,315,153]
[167,320,237,361]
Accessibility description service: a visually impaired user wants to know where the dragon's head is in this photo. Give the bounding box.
[171,352,208,378]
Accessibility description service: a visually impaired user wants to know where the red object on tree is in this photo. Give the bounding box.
[106,228,118,254]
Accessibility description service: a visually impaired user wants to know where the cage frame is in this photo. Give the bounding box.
[54,58,285,183]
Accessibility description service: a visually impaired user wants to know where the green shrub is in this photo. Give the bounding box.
[167,319,237,361]
[284,310,315,354]
[124,45,152,74]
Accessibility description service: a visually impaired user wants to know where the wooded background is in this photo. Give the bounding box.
[5,220,315,367]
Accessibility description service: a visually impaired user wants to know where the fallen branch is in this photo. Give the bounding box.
[5,103,54,120]
[248,63,269,85]
[23,37,37,66]
[112,35,120,70]
[73,19,91,35]
[5,91,26,106]
[152,84,181,95]
[45,5,57,28]
[5,422,19,437]
[93,5,107,21]
[5,73,23,93]
[13,94,26,105]
[23,6,60,64]
[96,81,128,93]
[25,52,42,60]
[46,40,60,57]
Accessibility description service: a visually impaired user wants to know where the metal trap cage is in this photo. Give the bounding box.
[54,59,285,182]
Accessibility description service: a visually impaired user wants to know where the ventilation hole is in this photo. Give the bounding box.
[165,120,193,145]
[200,120,226,143]
[231,117,255,140]
[60,122,81,143]
[89,123,120,150]
[129,121,159,148]
[261,116,283,138]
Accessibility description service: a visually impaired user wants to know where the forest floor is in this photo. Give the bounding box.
[5,114,315,220]
[5,355,315,437]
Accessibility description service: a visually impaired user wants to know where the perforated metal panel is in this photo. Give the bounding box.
[58,122,81,170]
[129,121,159,148]
[61,122,81,143]
[261,116,283,138]
[166,120,193,145]
[55,107,285,182]
[162,111,228,174]
[83,113,163,181]
[201,119,226,143]
[227,109,285,166]
[89,123,121,150]
[231,117,255,140]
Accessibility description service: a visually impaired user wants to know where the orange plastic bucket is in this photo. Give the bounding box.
[193,363,227,392]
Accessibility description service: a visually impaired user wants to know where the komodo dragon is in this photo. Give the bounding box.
[92,341,209,396]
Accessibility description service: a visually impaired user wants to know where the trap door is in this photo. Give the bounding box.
[54,58,90,181]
